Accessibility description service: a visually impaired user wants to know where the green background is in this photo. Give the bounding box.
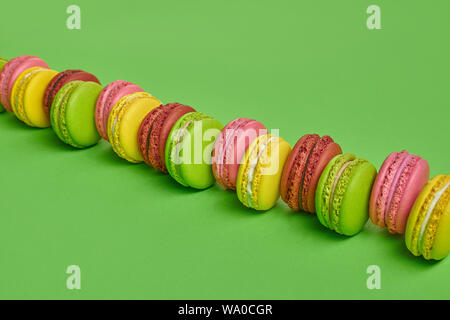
[0,0,449,299]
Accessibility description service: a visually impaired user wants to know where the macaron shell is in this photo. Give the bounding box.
[138,105,167,167]
[20,69,57,127]
[280,134,319,211]
[159,105,196,163]
[236,135,291,211]
[227,120,267,189]
[164,112,198,187]
[1,56,49,111]
[303,139,342,213]
[10,67,42,122]
[419,175,450,259]
[369,151,430,234]
[430,198,450,260]
[405,175,443,256]
[177,117,223,189]
[369,152,402,228]
[0,57,7,112]
[212,118,248,189]
[50,81,81,142]
[255,137,291,210]
[390,157,429,234]
[236,135,262,208]
[315,153,356,229]
[0,56,27,110]
[337,160,377,236]
[109,94,161,162]
[212,118,250,189]
[65,82,103,147]
[96,81,144,141]
[44,70,100,118]
[44,70,79,117]
[155,104,195,172]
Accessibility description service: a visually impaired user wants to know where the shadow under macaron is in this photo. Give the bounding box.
[0,111,82,152]
[210,184,266,217]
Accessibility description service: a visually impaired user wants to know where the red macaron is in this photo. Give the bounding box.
[138,103,195,172]
[280,134,342,213]
[43,69,100,119]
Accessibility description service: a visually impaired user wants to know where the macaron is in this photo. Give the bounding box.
[96,80,144,141]
[212,118,267,190]
[165,112,223,189]
[370,150,429,234]
[280,134,342,213]
[0,55,49,112]
[50,81,103,148]
[405,175,450,260]
[236,134,291,211]
[108,92,161,163]
[138,103,196,172]
[316,153,377,236]
[10,67,58,127]
[0,57,8,112]
[43,69,100,119]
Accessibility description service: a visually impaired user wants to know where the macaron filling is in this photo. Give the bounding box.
[45,70,79,108]
[301,136,338,212]
[13,68,44,122]
[374,151,406,226]
[297,137,320,211]
[283,134,318,211]
[384,154,417,228]
[245,136,274,208]
[109,93,142,160]
[418,182,450,255]
[328,160,353,227]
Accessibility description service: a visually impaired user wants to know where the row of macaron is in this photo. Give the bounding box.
[0,55,448,261]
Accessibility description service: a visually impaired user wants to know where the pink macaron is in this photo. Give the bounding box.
[0,55,49,111]
[369,150,429,234]
[212,118,267,190]
[95,80,144,140]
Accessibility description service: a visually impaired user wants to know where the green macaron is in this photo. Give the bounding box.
[50,81,103,148]
[0,57,8,112]
[165,111,223,189]
[315,153,377,236]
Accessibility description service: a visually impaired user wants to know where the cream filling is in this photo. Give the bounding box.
[246,137,274,207]
[111,117,119,152]
[328,160,353,227]
[418,182,450,253]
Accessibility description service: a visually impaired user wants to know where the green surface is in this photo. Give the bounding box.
[0,0,449,299]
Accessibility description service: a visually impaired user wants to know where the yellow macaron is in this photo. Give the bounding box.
[10,67,58,127]
[405,174,450,260]
[107,92,162,163]
[236,134,291,211]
